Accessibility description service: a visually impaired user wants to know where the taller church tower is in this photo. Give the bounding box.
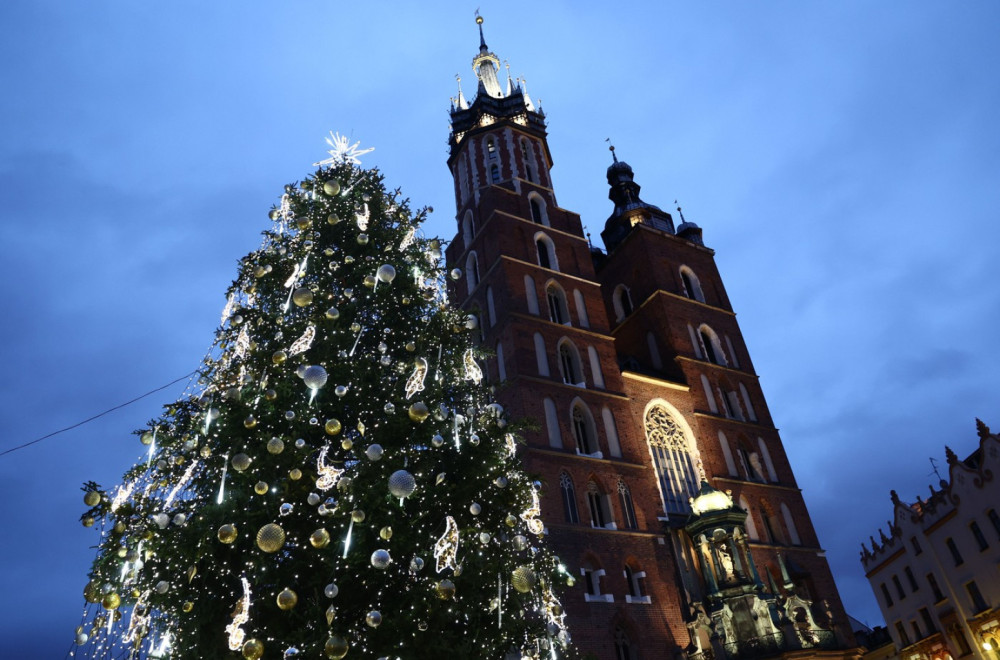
[444,18,859,660]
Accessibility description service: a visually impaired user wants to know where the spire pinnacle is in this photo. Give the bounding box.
[675,200,686,223]
[606,139,618,163]
[470,12,502,98]
[476,12,487,50]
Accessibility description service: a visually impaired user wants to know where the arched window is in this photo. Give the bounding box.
[457,154,469,204]
[581,558,607,601]
[521,138,534,183]
[485,286,496,327]
[602,408,622,458]
[486,136,497,158]
[465,252,480,292]
[560,472,579,523]
[523,274,539,314]
[535,233,558,271]
[781,503,801,545]
[490,163,500,183]
[679,265,704,302]
[719,431,738,476]
[573,289,589,327]
[587,481,613,528]
[495,341,506,382]
[758,437,778,482]
[533,333,549,377]
[739,383,757,422]
[725,335,741,369]
[558,340,584,386]
[697,325,727,366]
[571,401,599,455]
[700,374,718,414]
[614,627,637,660]
[546,281,570,325]
[543,398,561,448]
[530,197,542,223]
[760,501,785,545]
[739,495,760,541]
[624,564,648,603]
[587,346,605,388]
[618,479,637,530]
[645,403,699,515]
[613,284,633,321]
[462,210,475,246]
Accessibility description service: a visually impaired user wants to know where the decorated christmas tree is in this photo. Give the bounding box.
[74,134,572,660]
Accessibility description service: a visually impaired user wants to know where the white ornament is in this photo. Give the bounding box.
[315,131,375,167]
[315,444,345,491]
[434,516,460,573]
[288,325,316,356]
[463,349,483,385]
[225,577,252,651]
[404,358,428,399]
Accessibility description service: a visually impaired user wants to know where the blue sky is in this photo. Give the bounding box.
[1,1,999,655]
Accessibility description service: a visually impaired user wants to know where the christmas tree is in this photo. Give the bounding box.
[74,134,572,660]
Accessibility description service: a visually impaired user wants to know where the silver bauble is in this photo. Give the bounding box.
[302,365,328,389]
[388,470,417,499]
[370,549,391,569]
[376,264,396,283]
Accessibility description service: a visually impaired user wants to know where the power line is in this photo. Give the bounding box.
[0,371,198,458]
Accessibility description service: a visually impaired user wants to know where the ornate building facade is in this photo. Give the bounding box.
[445,19,860,660]
[861,420,1000,660]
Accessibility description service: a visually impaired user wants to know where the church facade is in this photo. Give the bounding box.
[444,19,860,660]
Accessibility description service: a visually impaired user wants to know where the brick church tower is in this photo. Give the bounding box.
[445,18,860,660]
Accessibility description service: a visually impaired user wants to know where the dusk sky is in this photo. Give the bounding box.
[2,2,999,656]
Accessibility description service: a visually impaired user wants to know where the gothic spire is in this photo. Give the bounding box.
[472,14,503,98]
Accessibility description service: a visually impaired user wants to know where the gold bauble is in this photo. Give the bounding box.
[379,526,392,541]
[256,523,286,553]
[244,415,257,429]
[140,431,155,446]
[182,601,193,613]
[436,579,456,600]
[117,547,127,558]
[511,566,537,594]
[401,296,410,306]
[264,388,278,401]
[231,453,252,472]
[102,593,121,610]
[363,275,376,288]
[292,287,314,307]
[324,418,342,436]
[404,342,416,352]
[505,514,517,527]
[324,636,349,659]
[83,491,101,507]
[272,350,287,365]
[341,439,353,450]
[323,180,341,196]
[351,509,366,523]
[254,266,267,278]
[408,401,430,423]
[218,524,238,544]
[276,588,298,610]
[254,481,268,495]
[267,437,285,454]
[83,581,101,603]
[327,213,341,225]
[296,217,312,231]
[242,638,264,660]
[113,521,125,534]
[289,468,303,481]
[310,528,331,548]
[82,517,95,527]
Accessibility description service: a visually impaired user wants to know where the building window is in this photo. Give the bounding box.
[486,286,496,326]
[989,509,1000,539]
[927,573,944,602]
[645,403,699,515]
[904,566,918,592]
[546,282,570,325]
[919,608,936,634]
[530,197,542,224]
[466,252,480,291]
[698,325,727,365]
[624,565,647,603]
[462,210,475,246]
[781,503,801,545]
[612,284,633,321]
[614,627,636,660]
[524,274,539,314]
[911,621,922,643]
[558,341,584,386]
[970,521,989,551]
[945,537,964,566]
[679,266,705,302]
[559,472,579,523]
[618,479,637,530]
[880,583,894,607]
[911,536,922,555]
[951,624,972,656]
[533,333,549,377]
[892,575,906,600]
[895,621,911,647]
[581,561,608,601]
[521,139,534,183]
[966,581,988,613]
[571,402,599,455]
[535,233,558,271]
[486,137,497,157]
[586,482,613,529]
[490,163,500,183]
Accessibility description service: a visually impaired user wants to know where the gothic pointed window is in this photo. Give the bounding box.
[614,627,636,660]
[546,282,569,325]
[680,266,705,302]
[490,163,500,183]
[618,479,637,530]
[466,252,480,292]
[521,139,534,182]
[586,481,613,528]
[535,233,557,271]
[698,325,727,366]
[571,402,598,455]
[530,197,543,223]
[560,472,579,523]
[486,136,497,158]
[613,285,633,321]
[645,404,699,515]
[558,340,583,386]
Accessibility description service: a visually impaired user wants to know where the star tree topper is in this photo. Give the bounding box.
[315,131,375,167]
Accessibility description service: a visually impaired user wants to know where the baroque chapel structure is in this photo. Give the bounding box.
[444,19,860,660]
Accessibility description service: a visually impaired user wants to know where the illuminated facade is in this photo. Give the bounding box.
[861,420,1000,660]
[446,18,860,660]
